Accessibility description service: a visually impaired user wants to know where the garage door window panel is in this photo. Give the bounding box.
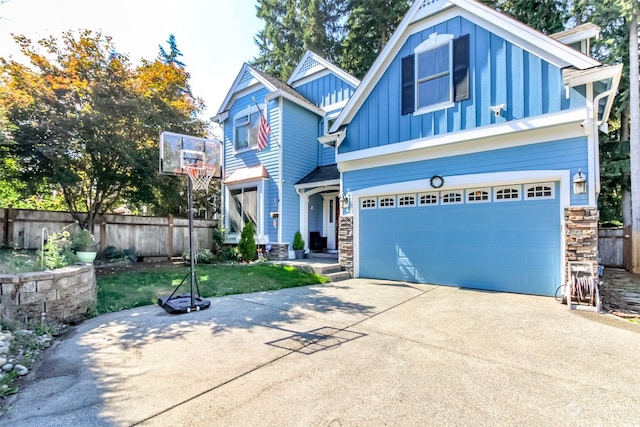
[379,196,396,208]
[419,192,439,206]
[441,191,463,204]
[525,183,555,200]
[361,198,377,209]
[495,186,521,202]
[466,188,491,203]
[398,194,416,207]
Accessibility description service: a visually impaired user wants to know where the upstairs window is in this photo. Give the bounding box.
[233,107,260,151]
[402,33,469,115]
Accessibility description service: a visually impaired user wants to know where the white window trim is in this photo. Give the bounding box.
[413,33,454,116]
[224,179,265,242]
[233,105,260,153]
[322,112,340,136]
[378,195,396,209]
[524,182,556,200]
[494,185,522,202]
[398,194,417,208]
[466,188,491,204]
[418,192,440,206]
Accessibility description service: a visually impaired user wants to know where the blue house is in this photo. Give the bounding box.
[212,51,359,258]
[322,0,621,296]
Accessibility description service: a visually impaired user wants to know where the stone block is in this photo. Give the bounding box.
[1,283,16,297]
[36,280,53,292]
[18,281,36,293]
[0,275,19,284]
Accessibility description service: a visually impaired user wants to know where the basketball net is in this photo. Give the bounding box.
[185,164,217,192]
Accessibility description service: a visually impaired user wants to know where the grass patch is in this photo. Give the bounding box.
[96,263,329,314]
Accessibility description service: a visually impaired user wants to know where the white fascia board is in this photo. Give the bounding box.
[563,64,623,88]
[331,0,599,134]
[338,109,586,172]
[216,64,277,115]
[294,179,340,191]
[266,90,324,116]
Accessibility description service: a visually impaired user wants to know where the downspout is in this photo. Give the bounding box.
[590,87,617,197]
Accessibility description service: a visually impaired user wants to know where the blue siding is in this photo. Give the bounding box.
[222,89,281,243]
[281,100,323,245]
[319,144,335,166]
[339,16,584,155]
[343,137,589,206]
[295,73,356,108]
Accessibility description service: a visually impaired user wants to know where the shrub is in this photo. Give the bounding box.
[182,249,216,264]
[292,231,305,250]
[237,222,257,262]
[38,227,76,269]
[212,224,227,255]
[71,229,97,250]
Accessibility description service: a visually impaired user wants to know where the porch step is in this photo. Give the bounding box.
[271,260,350,282]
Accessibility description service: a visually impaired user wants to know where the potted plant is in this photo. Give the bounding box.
[292,231,305,259]
[71,229,98,263]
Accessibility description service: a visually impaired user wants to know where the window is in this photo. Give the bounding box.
[402,33,469,115]
[233,108,260,151]
[495,186,521,202]
[525,183,554,200]
[379,196,396,208]
[361,198,377,209]
[398,194,416,207]
[419,193,439,206]
[467,189,490,203]
[229,186,258,233]
[441,192,463,204]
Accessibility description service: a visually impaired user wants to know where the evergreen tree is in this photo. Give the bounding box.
[159,34,186,67]
[480,0,568,34]
[341,0,411,79]
[252,0,347,81]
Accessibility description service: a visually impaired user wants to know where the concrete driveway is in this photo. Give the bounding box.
[2,279,639,426]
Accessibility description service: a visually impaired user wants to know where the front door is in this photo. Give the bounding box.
[323,194,338,250]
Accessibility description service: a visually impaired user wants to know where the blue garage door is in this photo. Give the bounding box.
[358,182,560,296]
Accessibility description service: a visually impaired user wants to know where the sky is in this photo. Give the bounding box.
[0,0,262,132]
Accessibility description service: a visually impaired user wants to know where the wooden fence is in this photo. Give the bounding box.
[0,207,217,259]
[597,227,633,269]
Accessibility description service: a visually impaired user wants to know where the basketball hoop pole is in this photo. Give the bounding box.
[187,175,196,308]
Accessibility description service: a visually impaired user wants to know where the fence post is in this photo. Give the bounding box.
[5,206,15,246]
[167,215,174,260]
[100,219,107,252]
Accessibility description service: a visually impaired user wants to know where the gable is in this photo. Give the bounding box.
[288,50,360,110]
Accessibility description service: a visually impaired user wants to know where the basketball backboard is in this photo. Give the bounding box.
[159,131,222,177]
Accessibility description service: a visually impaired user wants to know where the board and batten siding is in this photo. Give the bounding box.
[281,100,322,246]
[339,16,586,154]
[342,137,589,206]
[294,73,356,108]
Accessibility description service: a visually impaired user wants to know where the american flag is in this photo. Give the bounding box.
[257,114,271,151]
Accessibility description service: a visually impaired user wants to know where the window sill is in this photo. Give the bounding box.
[413,101,455,116]
[233,146,257,155]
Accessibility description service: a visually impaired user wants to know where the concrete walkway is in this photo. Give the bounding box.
[2,279,639,426]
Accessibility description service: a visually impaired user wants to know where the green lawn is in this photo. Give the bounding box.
[96,263,329,314]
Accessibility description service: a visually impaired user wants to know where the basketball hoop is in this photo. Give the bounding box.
[185,164,218,192]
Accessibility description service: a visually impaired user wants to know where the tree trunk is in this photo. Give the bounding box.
[629,10,640,273]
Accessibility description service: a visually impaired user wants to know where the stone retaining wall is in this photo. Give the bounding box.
[0,264,96,323]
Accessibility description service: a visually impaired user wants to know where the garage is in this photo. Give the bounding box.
[357,181,561,296]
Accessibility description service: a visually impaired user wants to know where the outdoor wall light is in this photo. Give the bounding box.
[489,103,506,117]
[339,193,350,209]
[573,169,587,195]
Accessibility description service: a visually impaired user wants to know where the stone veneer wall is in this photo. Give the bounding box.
[565,206,599,274]
[0,264,96,323]
[266,243,289,261]
[338,216,353,276]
